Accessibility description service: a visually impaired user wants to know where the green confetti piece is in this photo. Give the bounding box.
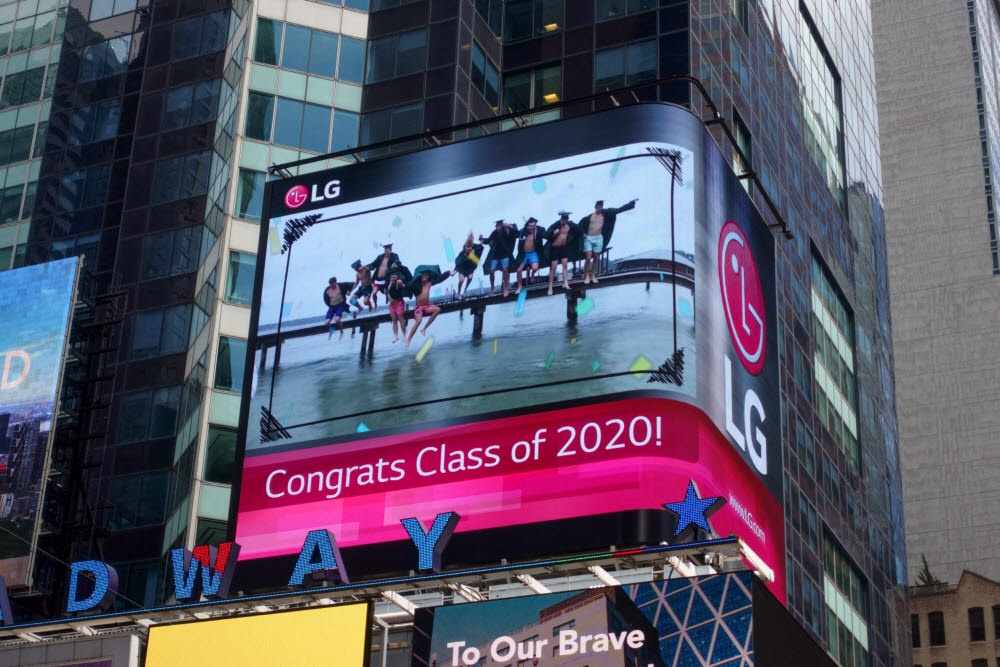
[592,359,600,372]
[609,146,627,180]
[545,351,554,369]
[392,216,403,227]
[630,355,654,379]
[575,297,595,316]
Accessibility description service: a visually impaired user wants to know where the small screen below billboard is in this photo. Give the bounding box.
[145,602,370,666]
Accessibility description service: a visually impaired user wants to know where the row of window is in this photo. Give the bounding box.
[0,2,63,58]
[1,47,56,109]
[913,606,1000,647]
[245,92,360,155]
[254,18,364,85]
[470,0,655,41]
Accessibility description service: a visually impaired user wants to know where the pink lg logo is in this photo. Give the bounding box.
[284,185,308,209]
[719,220,766,376]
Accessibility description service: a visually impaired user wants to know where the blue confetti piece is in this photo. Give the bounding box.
[356,422,370,433]
[282,303,293,317]
[282,407,293,426]
[532,178,546,194]
[659,272,664,281]
[444,238,455,261]
[575,297,595,316]
[392,216,403,227]
[514,290,527,316]
[679,298,693,318]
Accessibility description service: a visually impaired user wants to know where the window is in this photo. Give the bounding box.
[504,0,562,42]
[552,620,575,636]
[360,102,422,156]
[338,36,365,84]
[69,99,120,145]
[972,660,987,667]
[372,0,420,9]
[117,386,182,443]
[162,79,222,131]
[798,8,845,207]
[90,0,138,21]
[107,471,169,530]
[596,0,655,22]
[79,35,131,81]
[235,169,265,221]
[594,40,656,92]
[330,109,360,152]
[970,607,986,642]
[811,256,858,467]
[732,109,752,191]
[928,611,946,646]
[470,42,499,109]
[204,426,237,485]
[244,91,274,141]
[992,604,1000,639]
[215,336,247,392]
[730,0,747,32]
[911,613,920,648]
[172,10,228,62]
[254,17,282,65]
[151,150,213,203]
[823,535,868,667]
[273,97,330,153]
[474,0,503,36]
[225,251,255,305]
[0,124,34,166]
[796,417,815,476]
[141,227,200,280]
[58,165,110,211]
[1,49,49,109]
[798,492,818,551]
[502,64,560,112]
[9,10,57,53]
[131,304,192,359]
[196,518,227,546]
[366,28,426,83]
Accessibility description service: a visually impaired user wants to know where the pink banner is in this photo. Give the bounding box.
[236,397,785,602]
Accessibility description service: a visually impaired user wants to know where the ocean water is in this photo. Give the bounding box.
[250,282,696,450]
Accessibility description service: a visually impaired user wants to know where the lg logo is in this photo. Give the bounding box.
[718,221,767,476]
[284,180,342,210]
[718,220,765,375]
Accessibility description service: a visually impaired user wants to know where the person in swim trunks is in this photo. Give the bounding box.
[323,277,347,340]
[366,243,401,308]
[515,217,545,294]
[480,219,517,297]
[545,211,580,295]
[579,198,637,284]
[347,260,374,313]
[405,271,442,347]
[386,269,408,342]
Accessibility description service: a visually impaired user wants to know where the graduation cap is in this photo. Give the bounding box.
[558,211,571,220]
[526,217,538,224]
[494,219,505,227]
[595,200,604,207]
[351,259,362,270]
[382,242,393,248]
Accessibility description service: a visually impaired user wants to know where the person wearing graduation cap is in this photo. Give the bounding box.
[405,265,449,347]
[545,211,581,295]
[346,259,374,313]
[579,198,638,284]
[366,242,401,308]
[449,233,484,299]
[514,217,546,294]
[479,219,517,297]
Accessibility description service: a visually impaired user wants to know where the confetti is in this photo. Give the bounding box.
[679,298,694,318]
[493,338,498,355]
[609,146,627,180]
[592,359,600,372]
[444,238,456,261]
[514,290,527,316]
[356,422,370,433]
[570,338,577,344]
[392,216,403,227]
[415,336,434,362]
[575,297,595,316]
[283,407,293,425]
[269,228,281,254]
[527,164,537,172]
[532,178,546,194]
[545,351,554,369]
[282,303,293,317]
[630,355,654,379]
[659,272,664,281]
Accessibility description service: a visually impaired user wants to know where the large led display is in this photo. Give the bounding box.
[144,602,370,666]
[233,104,783,600]
[0,258,79,588]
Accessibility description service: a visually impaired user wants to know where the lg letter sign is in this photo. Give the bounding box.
[284,180,341,210]
[718,221,767,476]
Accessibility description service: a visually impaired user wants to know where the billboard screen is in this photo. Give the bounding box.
[234,104,783,600]
[0,258,79,587]
[145,602,370,666]
[411,574,757,667]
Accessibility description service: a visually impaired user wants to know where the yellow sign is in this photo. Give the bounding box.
[145,602,370,666]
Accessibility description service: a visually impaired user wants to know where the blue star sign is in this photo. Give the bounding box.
[663,480,726,538]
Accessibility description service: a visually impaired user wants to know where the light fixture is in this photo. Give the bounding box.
[543,23,559,31]
[543,93,560,104]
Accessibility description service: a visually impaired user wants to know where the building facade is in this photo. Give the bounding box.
[910,571,1000,667]
[3,0,906,665]
[874,0,1000,586]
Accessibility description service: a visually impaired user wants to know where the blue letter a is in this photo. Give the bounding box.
[288,530,349,586]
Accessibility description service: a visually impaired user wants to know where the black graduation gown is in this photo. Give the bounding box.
[544,220,584,262]
[576,200,637,253]
[454,243,485,276]
[514,226,547,266]
[405,265,450,298]
[366,252,402,280]
[481,225,518,274]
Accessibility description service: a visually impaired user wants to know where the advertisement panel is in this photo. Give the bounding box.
[0,258,79,587]
[233,105,783,600]
[144,602,370,666]
[411,574,757,666]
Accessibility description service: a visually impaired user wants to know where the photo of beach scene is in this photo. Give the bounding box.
[248,142,697,450]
